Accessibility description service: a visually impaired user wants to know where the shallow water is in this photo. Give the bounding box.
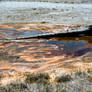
[3,30,44,38]
[0,37,92,63]
[0,1,92,63]
[0,27,45,39]
[0,24,92,59]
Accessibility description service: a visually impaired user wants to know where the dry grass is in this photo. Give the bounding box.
[0,70,92,92]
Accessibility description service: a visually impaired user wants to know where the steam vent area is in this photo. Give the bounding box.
[0,1,92,92]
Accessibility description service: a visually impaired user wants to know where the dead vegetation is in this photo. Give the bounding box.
[0,69,92,92]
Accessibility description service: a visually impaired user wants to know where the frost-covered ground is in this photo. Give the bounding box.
[0,2,92,25]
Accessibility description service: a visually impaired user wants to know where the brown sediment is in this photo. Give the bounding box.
[0,23,90,40]
[4,23,84,32]
[0,25,13,29]
[0,23,92,86]
[0,40,92,74]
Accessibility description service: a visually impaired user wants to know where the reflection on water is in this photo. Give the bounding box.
[49,36,92,56]
[4,31,44,38]
[0,36,92,63]
[46,39,92,56]
[0,27,45,39]
[0,24,92,63]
